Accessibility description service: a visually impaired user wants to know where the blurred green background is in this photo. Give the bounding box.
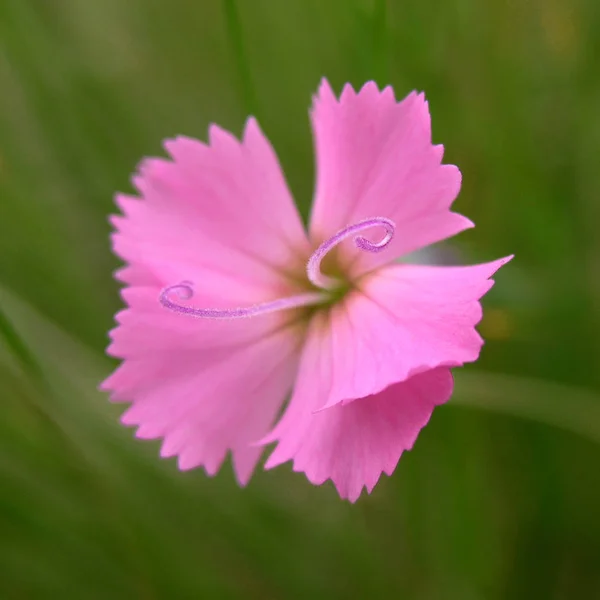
[1,0,600,598]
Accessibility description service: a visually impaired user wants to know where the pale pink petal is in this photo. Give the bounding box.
[309,79,472,276]
[312,256,512,410]
[114,265,159,287]
[104,118,312,485]
[263,313,453,501]
[111,117,309,298]
[101,285,303,484]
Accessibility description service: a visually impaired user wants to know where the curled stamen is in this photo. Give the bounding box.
[159,217,395,319]
[160,281,326,320]
[306,217,395,289]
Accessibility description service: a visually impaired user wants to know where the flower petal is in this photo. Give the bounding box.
[309,79,472,276]
[104,118,312,485]
[111,117,309,299]
[101,286,303,485]
[263,312,453,501]
[317,256,512,410]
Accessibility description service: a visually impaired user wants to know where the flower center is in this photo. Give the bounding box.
[159,217,395,320]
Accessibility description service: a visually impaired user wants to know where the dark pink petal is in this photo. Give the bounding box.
[263,312,453,502]
[309,80,472,276]
[316,256,512,411]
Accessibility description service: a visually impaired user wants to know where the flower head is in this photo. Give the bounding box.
[101,80,511,501]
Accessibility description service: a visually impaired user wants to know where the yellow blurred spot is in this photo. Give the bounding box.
[540,0,579,64]
[480,308,513,341]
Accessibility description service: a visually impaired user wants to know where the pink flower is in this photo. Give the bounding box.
[101,80,511,502]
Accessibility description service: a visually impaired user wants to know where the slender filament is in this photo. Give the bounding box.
[160,281,325,320]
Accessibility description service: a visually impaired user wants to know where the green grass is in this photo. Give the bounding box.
[1,0,600,597]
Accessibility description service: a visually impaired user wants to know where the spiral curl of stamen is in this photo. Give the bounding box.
[306,217,395,290]
[159,217,395,320]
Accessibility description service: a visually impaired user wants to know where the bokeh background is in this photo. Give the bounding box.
[1,0,600,598]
